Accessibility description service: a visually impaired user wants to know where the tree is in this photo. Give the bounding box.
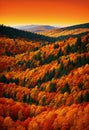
[13,92,17,101]
[81,54,87,65]
[26,60,31,68]
[59,62,66,77]
[54,43,59,49]
[49,82,56,92]
[71,44,76,53]
[22,77,27,87]
[75,37,81,52]
[6,51,13,56]
[26,60,35,68]
[75,56,81,67]
[34,51,41,61]
[41,96,46,106]
[45,54,55,64]
[0,75,7,83]
[84,91,89,102]
[65,43,71,54]
[3,116,15,129]
[48,69,55,80]
[17,60,25,65]
[42,71,49,82]
[61,83,70,94]
[14,78,19,85]
[57,57,61,64]
[27,95,34,104]
[23,93,27,103]
[18,110,24,121]
[76,93,83,103]
[78,82,83,90]
[57,48,63,58]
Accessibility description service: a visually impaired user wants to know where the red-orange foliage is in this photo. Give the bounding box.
[0,32,89,130]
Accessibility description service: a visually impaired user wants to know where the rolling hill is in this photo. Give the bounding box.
[40,23,89,37]
[0,23,89,130]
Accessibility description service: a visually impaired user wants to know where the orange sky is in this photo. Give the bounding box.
[0,0,89,26]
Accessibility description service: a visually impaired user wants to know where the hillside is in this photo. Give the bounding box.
[0,25,56,42]
[0,24,89,130]
[15,25,56,33]
[40,23,89,37]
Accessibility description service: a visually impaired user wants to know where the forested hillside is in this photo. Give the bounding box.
[0,25,89,130]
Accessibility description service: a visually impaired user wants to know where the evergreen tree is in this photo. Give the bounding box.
[27,95,34,104]
[0,75,7,83]
[71,44,76,53]
[59,62,66,77]
[61,83,70,94]
[78,82,83,90]
[49,82,56,92]
[26,60,31,68]
[76,56,81,67]
[54,43,59,49]
[13,92,17,101]
[65,44,71,54]
[14,78,19,85]
[34,51,41,61]
[42,96,46,106]
[84,92,89,102]
[75,38,81,51]
[22,77,27,86]
[23,93,27,103]
[76,93,83,103]
[57,48,63,58]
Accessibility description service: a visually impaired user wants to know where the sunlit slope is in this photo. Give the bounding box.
[40,23,89,37]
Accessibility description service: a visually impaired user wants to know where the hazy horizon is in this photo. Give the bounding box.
[1,22,89,29]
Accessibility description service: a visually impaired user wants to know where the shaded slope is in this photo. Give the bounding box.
[0,25,55,42]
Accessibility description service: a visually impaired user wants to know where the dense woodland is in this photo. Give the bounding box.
[0,25,89,130]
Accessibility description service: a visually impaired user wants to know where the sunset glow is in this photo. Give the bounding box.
[0,0,89,26]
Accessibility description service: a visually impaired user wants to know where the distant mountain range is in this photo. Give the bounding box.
[15,25,57,33]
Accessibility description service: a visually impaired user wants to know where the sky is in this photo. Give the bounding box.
[0,0,89,26]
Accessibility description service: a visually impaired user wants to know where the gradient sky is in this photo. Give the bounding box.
[0,0,89,26]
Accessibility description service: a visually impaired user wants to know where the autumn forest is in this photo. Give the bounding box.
[0,23,89,130]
